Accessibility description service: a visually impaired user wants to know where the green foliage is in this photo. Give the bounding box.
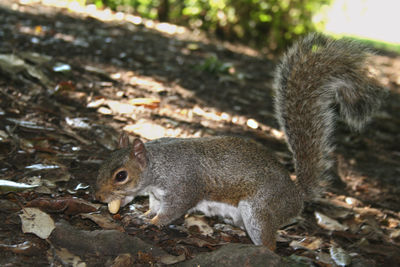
[88,0,332,50]
[198,54,233,74]
[330,34,400,54]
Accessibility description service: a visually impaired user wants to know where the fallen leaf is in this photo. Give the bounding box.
[0,129,8,141]
[246,118,259,129]
[87,97,106,108]
[214,223,246,237]
[25,163,60,171]
[84,65,110,78]
[0,54,25,73]
[344,197,363,207]
[54,81,76,92]
[20,207,55,239]
[316,251,335,265]
[123,121,166,140]
[330,245,352,266]
[184,215,214,236]
[107,100,136,115]
[54,248,86,267]
[53,62,71,72]
[386,217,400,229]
[289,237,323,250]
[19,52,52,65]
[0,179,39,193]
[97,107,113,115]
[65,117,91,129]
[26,197,99,215]
[390,229,400,239]
[26,64,53,88]
[137,251,156,263]
[0,241,45,255]
[128,98,160,109]
[80,213,124,231]
[111,253,134,267]
[74,183,90,191]
[6,118,55,131]
[315,211,349,231]
[0,53,53,88]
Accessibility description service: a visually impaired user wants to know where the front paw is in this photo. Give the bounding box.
[138,209,156,224]
[150,214,172,227]
[150,214,162,226]
[143,209,155,218]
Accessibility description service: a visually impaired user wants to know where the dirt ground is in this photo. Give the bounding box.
[0,0,400,266]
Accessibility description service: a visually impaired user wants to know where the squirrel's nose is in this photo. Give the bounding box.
[94,191,103,202]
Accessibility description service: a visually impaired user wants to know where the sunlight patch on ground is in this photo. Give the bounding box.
[19,0,188,36]
[321,0,400,44]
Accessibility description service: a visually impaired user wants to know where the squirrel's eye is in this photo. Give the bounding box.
[115,170,128,183]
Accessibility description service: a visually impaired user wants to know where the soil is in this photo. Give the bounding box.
[0,0,400,266]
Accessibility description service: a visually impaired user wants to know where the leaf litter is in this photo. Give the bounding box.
[0,0,399,266]
[19,207,55,239]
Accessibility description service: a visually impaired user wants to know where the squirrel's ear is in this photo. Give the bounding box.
[118,133,130,149]
[131,138,147,169]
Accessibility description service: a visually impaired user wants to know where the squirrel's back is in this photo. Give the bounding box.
[274,33,386,198]
[146,136,286,185]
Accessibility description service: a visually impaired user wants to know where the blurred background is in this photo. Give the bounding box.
[34,0,400,52]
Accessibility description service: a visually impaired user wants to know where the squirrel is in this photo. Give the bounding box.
[95,33,386,250]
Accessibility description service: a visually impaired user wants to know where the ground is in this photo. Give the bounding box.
[0,0,400,266]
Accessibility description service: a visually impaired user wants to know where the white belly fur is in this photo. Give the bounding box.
[142,187,245,228]
[190,200,244,228]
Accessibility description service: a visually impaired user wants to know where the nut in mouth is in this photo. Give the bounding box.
[107,199,121,214]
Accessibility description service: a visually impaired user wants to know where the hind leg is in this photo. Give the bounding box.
[238,201,277,250]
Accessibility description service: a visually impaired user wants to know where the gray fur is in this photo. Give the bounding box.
[274,33,386,198]
[95,34,386,249]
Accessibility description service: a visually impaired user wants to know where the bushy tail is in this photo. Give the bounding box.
[274,33,386,198]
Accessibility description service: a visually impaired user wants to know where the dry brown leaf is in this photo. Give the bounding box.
[80,213,124,231]
[20,207,55,239]
[128,98,160,109]
[289,237,323,251]
[137,251,156,264]
[26,197,99,215]
[123,121,166,140]
[0,241,44,255]
[53,248,86,267]
[330,246,351,266]
[184,215,213,236]
[315,211,349,231]
[111,253,134,267]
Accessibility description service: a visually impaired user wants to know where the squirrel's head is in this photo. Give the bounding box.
[95,133,148,214]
